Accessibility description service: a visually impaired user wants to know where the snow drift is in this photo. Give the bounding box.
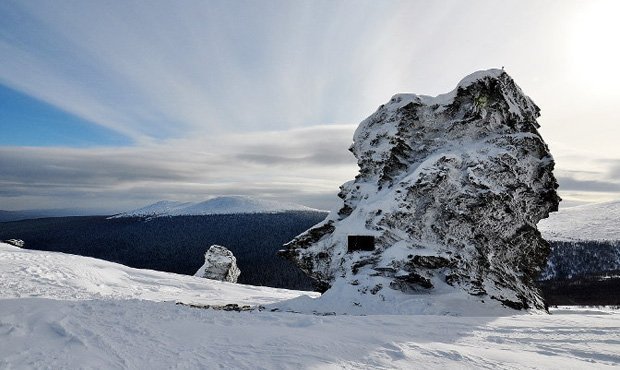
[282,69,560,312]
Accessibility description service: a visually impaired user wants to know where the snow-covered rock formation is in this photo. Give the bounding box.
[281,69,560,311]
[195,245,241,283]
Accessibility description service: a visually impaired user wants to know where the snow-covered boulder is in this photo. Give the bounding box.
[194,245,241,283]
[281,69,560,311]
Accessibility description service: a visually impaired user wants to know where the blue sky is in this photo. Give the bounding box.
[1,0,619,212]
[0,84,130,146]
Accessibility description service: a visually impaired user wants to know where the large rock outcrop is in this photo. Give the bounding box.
[281,69,560,312]
[194,245,241,283]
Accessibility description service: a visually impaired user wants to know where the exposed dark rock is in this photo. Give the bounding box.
[390,273,434,291]
[176,302,253,312]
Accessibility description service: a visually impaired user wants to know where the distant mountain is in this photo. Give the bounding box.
[112,196,322,218]
[538,200,620,242]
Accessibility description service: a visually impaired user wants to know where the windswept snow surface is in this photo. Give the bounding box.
[112,195,321,218]
[1,243,619,369]
[2,299,619,369]
[0,243,313,306]
[538,200,620,242]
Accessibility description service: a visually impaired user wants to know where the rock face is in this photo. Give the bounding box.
[194,245,241,283]
[281,69,560,311]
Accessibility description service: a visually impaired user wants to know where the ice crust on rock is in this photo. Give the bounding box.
[195,245,241,283]
[281,69,560,312]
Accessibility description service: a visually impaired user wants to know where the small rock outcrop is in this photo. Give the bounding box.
[281,69,560,311]
[2,239,25,248]
[194,245,241,283]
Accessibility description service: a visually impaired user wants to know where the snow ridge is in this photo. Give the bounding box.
[112,195,321,218]
[538,200,620,242]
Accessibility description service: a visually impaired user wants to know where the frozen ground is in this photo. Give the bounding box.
[1,243,619,369]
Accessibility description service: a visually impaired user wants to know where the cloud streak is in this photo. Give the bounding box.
[2,122,620,212]
[0,1,581,141]
[0,125,357,211]
[0,1,619,210]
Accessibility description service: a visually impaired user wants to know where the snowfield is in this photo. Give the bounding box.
[1,243,619,369]
[112,195,322,218]
[538,200,620,242]
[3,299,620,369]
[0,242,312,306]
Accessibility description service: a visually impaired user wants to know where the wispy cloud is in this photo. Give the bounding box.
[2,122,619,212]
[0,1,577,141]
[549,146,620,206]
[0,125,357,211]
[0,1,619,210]
[556,177,620,193]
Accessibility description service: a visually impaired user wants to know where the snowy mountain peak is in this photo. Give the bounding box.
[282,69,559,312]
[117,200,194,217]
[113,196,321,218]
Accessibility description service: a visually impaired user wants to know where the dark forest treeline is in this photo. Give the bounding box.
[541,240,620,280]
[538,274,620,306]
[0,212,327,290]
[537,240,620,305]
[2,213,620,304]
